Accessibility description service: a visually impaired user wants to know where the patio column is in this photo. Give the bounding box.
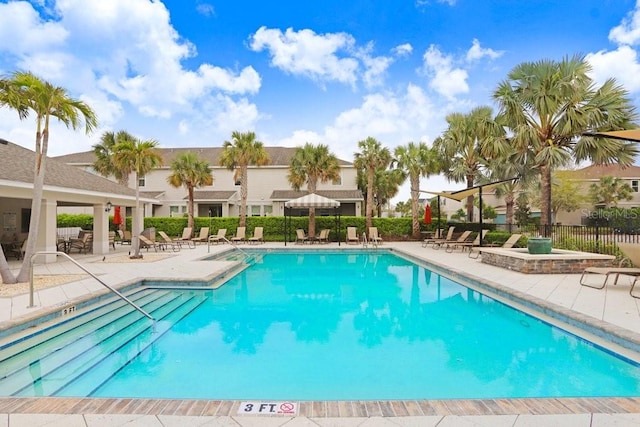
[37,199,57,263]
[92,204,109,255]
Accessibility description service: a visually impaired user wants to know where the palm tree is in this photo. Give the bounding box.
[288,143,341,237]
[0,71,97,283]
[219,131,270,227]
[113,138,163,258]
[433,106,507,222]
[354,137,391,230]
[167,152,214,231]
[493,55,638,230]
[393,142,439,238]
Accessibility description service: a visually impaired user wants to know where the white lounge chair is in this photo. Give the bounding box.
[248,227,264,244]
[231,226,246,244]
[581,242,640,298]
[191,227,210,245]
[346,227,359,244]
[208,228,227,244]
[369,227,383,245]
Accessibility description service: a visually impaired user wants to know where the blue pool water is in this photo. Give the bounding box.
[2,250,640,400]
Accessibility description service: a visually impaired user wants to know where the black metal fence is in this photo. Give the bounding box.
[492,223,640,256]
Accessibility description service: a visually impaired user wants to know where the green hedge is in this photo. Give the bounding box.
[56,214,504,242]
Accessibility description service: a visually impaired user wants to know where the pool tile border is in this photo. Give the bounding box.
[0,397,639,417]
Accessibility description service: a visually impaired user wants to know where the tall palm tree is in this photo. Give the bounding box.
[493,55,638,229]
[113,138,162,258]
[354,137,391,230]
[288,143,341,237]
[0,71,97,284]
[433,106,507,222]
[167,152,214,231]
[393,142,439,238]
[219,131,270,227]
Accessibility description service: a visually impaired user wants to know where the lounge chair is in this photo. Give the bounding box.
[422,228,445,248]
[117,230,132,245]
[426,226,455,248]
[139,234,161,252]
[469,233,521,259]
[346,227,359,245]
[157,231,182,252]
[108,231,116,250]
[191,227,210,245]
[369,227,383,245]
[434,230,471,250]
[581,242,640,298]
[208,228,227,244]
[248,227,264,244]
[69,231,92,254]
[317,228,330,244]
[295,228,309,244]
[231,226,246,244]
[446,229,488,253]
[174,227,195,248]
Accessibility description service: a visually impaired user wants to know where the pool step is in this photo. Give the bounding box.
[0,291,205,396]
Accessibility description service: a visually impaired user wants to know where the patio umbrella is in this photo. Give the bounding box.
[113,206,123,225]
[424,204,432,225]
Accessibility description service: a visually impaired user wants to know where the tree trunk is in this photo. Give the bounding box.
[187,185,195,231]
[466,175,474,222]
[132,172,142,258]
[0,246,16,284]
[411,175,420,239]
[308,180,317,238]
[239,165,248,227]
[540,164,552,232]
[16,126,47,282]
[505,193,514,230]
[366,169,374,230]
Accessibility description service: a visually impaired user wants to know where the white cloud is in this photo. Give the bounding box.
[586,45,640,92]
[196,2,215,17]
[609,1,640,45]
[392,43,413,57]
[466,39,503,62]
[421,45,469,99]
[250,26,359,87]
[0,2,68,56]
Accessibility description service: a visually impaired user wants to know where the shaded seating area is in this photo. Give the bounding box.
[284,193,341,246]
[317,228,331,244]
[295,228,308,244]
[69,231,93,254]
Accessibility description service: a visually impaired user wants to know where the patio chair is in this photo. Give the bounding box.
[69,231,92,254]
[9,240,27,260]
[369,227,383,245]
[446,229,488,253]
[248,227,264,244]
[318,228,331,244]
[469,233,521,259]
[295,228,309,244]
[231,226,246,244]
[157,231,182,252]
[346,227,359,245]
[581,242,640,298]
[117,230,132,245]
[208,228,227,244]
[191,227,210,245]
[174,227,195,248]
[139,234,161,252]
[434,230,471,250]
[108,231,116,250]
[425,226,455,248]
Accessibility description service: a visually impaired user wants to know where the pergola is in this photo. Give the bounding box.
[421,177,519,246]
[284,193,341,246]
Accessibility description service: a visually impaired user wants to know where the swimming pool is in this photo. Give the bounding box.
[1,249,639,400]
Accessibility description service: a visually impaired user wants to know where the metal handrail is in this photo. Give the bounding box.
[29,251,154,320]
[208,236,252,261]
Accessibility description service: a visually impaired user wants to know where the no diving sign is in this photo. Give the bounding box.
[238,401,298,415]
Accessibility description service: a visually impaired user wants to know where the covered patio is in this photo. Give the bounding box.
[284,193,341,245]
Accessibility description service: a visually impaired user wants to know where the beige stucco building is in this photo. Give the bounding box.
[55,147,363,218]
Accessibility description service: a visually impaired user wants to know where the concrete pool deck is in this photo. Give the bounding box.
[1,241,639,426]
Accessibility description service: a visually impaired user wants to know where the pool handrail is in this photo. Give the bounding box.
[208,235,252,259]
[29,251,154,320]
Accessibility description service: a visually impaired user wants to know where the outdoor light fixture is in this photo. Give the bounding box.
[105,201,113,212]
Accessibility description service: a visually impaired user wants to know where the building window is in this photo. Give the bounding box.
[264,205,273,216]
[332,173,342,185]
[250,205,261,217]
[138,176,146,187]
[632,180,639,192]
[169,206,186,217]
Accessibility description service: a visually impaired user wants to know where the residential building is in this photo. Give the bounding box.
[55,147,364,218]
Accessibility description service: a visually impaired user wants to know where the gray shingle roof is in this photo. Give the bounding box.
[270,190,363,201]
[55,146,354,167]
[0,140,136,196]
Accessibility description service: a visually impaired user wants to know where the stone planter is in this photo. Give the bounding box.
[527,237,552,254]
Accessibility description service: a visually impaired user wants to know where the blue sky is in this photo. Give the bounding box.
[1,0,640,202]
